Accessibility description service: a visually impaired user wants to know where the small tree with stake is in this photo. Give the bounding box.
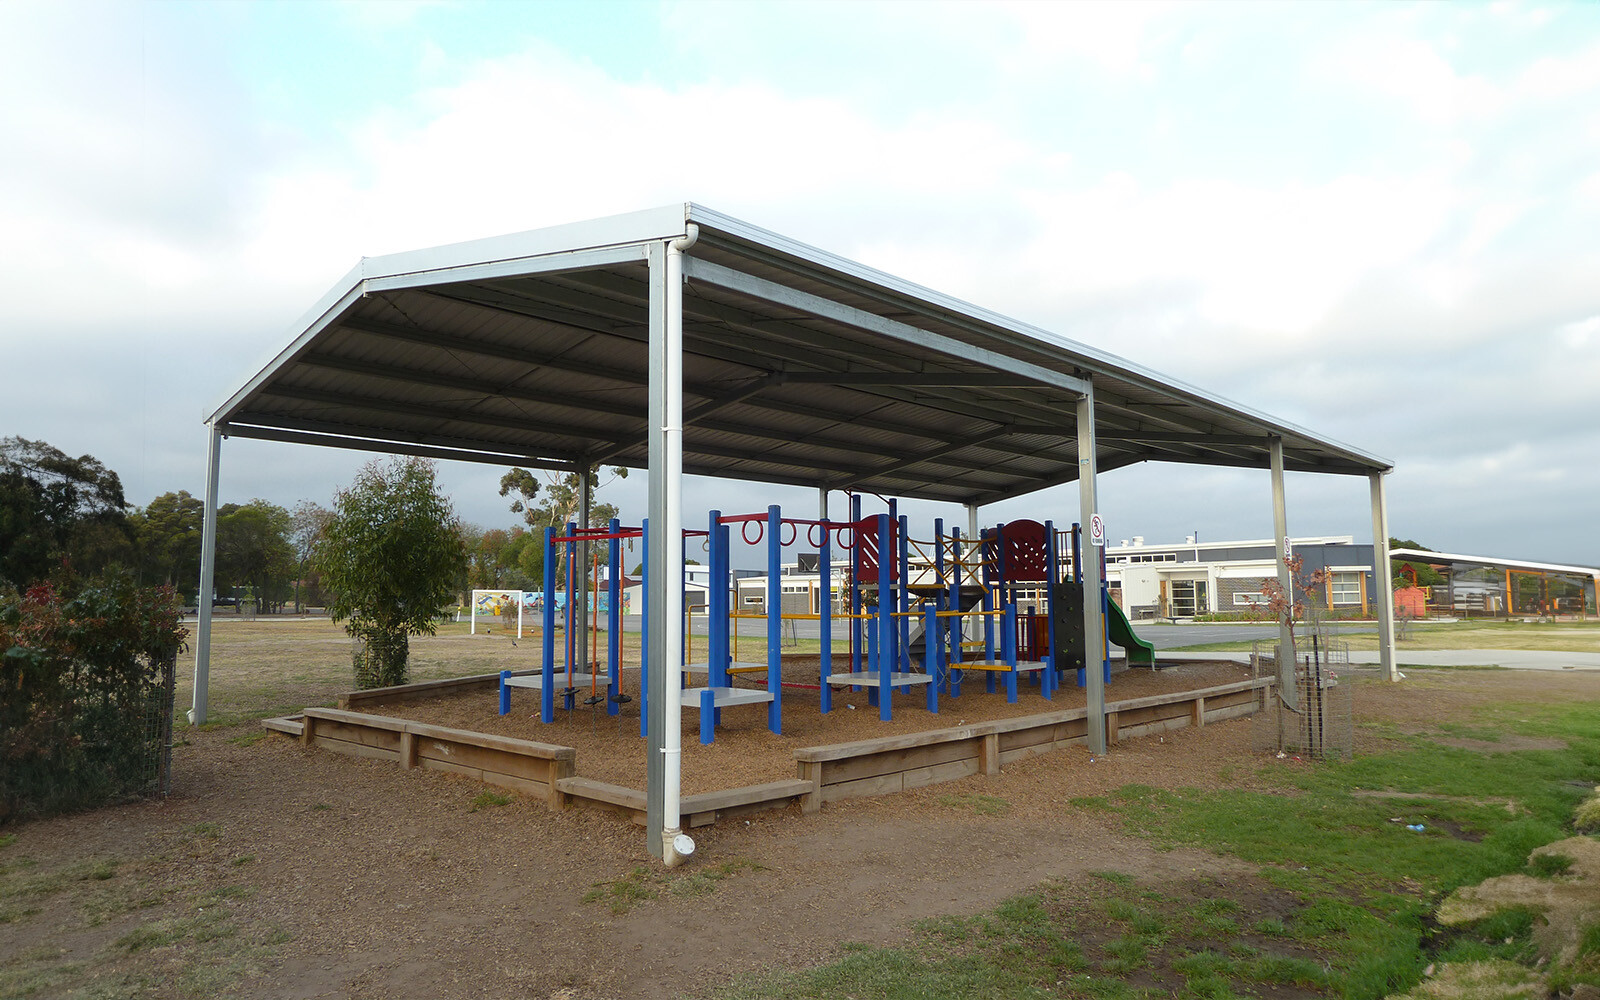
[1253,554,1342,758]
[315,458,467,689]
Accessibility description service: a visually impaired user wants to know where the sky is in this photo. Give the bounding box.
[2,0,1598,568]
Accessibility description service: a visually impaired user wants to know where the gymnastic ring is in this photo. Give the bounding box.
[806,523,824,548]
[835,525,854,549]
[742,520,764,545]
[781,521,797,547]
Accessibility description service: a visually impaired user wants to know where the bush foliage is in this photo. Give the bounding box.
[315,457,466,689]
[0,578,187,823]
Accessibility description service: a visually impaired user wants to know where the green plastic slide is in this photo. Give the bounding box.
[1106,599,1156,666]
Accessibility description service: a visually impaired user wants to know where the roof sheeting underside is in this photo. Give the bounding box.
[217,206,1390,507]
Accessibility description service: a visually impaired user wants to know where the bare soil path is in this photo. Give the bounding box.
[4,668,1596,999]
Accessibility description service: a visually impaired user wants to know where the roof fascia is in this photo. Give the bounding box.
[360,203,689,281]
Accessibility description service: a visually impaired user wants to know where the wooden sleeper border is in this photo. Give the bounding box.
[270,677,1273,828]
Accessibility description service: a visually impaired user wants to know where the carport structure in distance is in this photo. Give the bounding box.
[200,202,1398,860]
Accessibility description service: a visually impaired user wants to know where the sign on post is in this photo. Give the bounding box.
[1089,513,1105,547]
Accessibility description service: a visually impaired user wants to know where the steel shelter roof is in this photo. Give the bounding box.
[211,203,1392,506]
[1389,549,1600,578]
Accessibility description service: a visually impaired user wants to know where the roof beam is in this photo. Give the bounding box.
[681,257,1091,397]
[259,384,634,447]
[224,410,585,465]
[219,423,580,472]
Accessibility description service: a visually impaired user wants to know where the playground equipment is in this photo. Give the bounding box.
[497,498,1157,744]
[498,518,637,724]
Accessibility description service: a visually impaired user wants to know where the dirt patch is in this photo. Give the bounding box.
[4,665,1597,999]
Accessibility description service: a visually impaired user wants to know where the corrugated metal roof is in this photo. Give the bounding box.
[1390,549,1600,577]
[212,202,1391,505]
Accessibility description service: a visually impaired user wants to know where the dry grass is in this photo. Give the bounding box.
[179,616,849,726]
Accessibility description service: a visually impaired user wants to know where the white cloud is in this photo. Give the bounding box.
[3,2,1600,563]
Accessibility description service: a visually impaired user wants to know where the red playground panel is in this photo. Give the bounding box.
[988,519,1049,583]
[852,516,899,585]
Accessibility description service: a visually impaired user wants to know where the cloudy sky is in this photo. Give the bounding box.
[3,1,1597,567]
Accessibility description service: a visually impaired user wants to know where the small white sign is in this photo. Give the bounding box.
[1090,513,1105,547]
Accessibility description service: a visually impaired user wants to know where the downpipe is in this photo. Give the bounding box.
[662,223,699,866]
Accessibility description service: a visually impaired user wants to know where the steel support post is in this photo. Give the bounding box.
[1370,472,1398,682]
[1076,389,1108,755]
[644,241,670,858]
[1270,438,1297,710]
[190,422,222,725]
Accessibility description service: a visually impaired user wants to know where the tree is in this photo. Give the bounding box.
[216,500,295,614]
[499,465,627,582]
[315,458,467,688]
[0,437,132,589]
[289,500,333,612]
[1390,537,1446,589]
[131,491,205,598]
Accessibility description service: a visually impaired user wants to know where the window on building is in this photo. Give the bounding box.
[1233,592,1268,606]
[1330,572,1363,606]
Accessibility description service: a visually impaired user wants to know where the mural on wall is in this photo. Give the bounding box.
[476,591,633,617]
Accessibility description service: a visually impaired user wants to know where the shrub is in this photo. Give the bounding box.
[0,578,187,823]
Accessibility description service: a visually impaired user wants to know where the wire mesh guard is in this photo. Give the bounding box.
[1251,644,1354,761]
[140,652,178,797]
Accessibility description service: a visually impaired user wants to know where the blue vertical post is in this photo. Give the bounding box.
[850,494,863,679]
[820,517,833,714]
[895,504,910,674]
[923,603,940,714]
[708,511,726,690]
[983,527,997,694]
[1003,602,1020,703]
[700,688,715,744]
[877,513,894,721]
[766,505,783,734]
[639,518,649,737]
[949,527,963,698]
[541,526,556,723]
[499,669,511,715]
[716,519,730,727]
[606,518,622,716]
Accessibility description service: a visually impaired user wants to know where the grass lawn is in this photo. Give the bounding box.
[722,682,1600,999]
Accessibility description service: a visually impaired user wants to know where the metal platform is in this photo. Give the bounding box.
[680,685,775,709]
[825,671,934,687]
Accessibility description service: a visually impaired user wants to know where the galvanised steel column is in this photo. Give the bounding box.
[645,240,669,859]
[1270,438,1297,710]
[189,422,222,725]
[1076,387,1108,754]
[1370,472,1398,682]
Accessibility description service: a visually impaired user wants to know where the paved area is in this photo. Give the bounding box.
[1161,649,1600,671]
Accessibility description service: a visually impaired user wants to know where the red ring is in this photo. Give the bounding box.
[742,520,765,545]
